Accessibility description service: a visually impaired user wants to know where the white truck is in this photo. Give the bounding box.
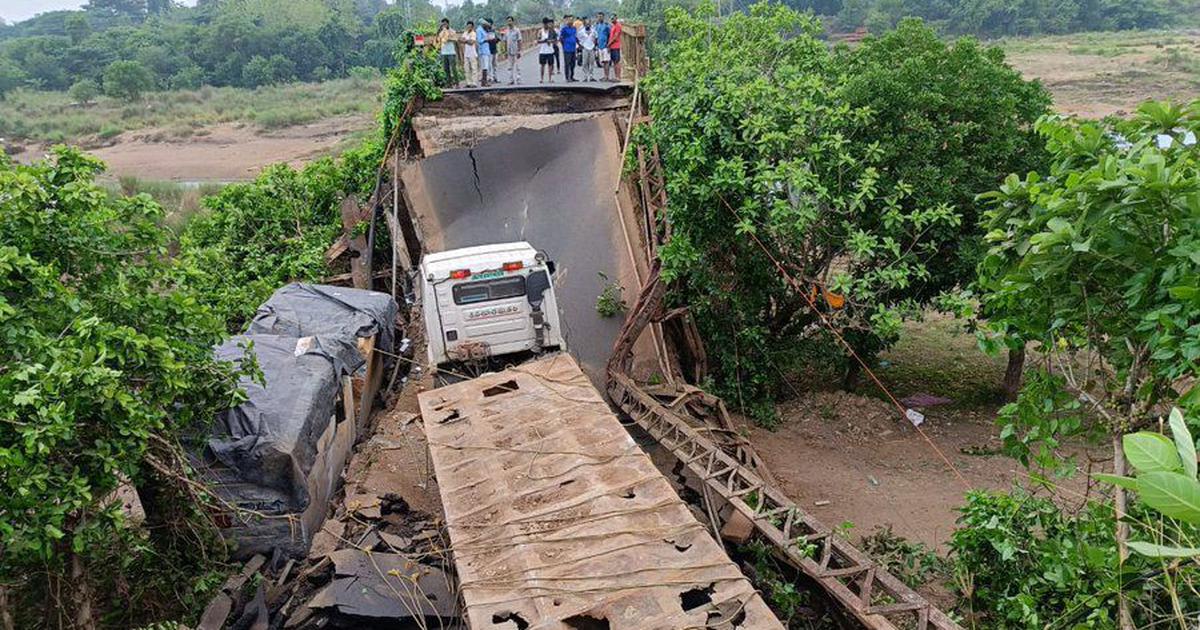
[419,241,565,366]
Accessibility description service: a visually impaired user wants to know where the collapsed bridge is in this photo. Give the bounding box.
[364,82,965,629]
[213,75,964,628]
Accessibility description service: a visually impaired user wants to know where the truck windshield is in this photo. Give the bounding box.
[452,276,527,305]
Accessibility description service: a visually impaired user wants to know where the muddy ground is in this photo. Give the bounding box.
[14,113,374,182]
[742,314,1104,559]
[1002,29,1200,118]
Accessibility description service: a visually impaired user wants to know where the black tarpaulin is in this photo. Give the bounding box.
[246,283,399,356]
[207,334,360,512]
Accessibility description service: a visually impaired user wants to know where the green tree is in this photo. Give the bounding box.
[65,13,93,44]
[0,147,242,626]
[839,19,1052,390]
[0,58,26,100]
[638,2,961,423]
[976,101,1200,626]
[102,59,155,100]
[68,78,101,104]
[86,0,149,18]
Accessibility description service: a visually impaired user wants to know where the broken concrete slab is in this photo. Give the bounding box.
[300,549,456,620]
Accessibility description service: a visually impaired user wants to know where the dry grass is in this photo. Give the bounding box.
[996,29,1200,118]
[0,76,382,145]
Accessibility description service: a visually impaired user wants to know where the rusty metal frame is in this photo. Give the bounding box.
[608,86,964,630]
[608,372,961,630]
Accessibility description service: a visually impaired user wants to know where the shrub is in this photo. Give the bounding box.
[68,78,101,105]
[103,60,155,101]
[0,147,243,625]
[950,490,1120,628]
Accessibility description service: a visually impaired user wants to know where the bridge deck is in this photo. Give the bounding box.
[420,354,783,630]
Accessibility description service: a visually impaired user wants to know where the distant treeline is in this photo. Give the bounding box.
[0,0,445,97]
[786,0,1199,36]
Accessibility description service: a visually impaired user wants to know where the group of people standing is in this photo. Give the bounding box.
[434,13,623,87]
[536,13,622,84]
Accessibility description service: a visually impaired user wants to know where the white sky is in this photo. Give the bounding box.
[0,0,198,24]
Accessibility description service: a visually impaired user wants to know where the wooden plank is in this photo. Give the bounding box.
[421,355,783,630]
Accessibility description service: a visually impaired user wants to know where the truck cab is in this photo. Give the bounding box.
[420,242,565,367]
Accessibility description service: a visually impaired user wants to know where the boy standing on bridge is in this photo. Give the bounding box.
[559,15,578,82]
[537,18,556,84]
[436,19,458,85]
[504,16,523,85]
[594,13,611,81]
[461,21,478,87]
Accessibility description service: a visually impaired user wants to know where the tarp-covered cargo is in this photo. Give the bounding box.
[247,283,399,356]
[195,284,398,557]
[207,334,357,512]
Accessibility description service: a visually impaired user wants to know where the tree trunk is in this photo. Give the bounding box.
[0,584,14,630]
[842,360,862,392]
[68,551,97,630]
[1002,345,1026,402]
[1113,433,1136,630]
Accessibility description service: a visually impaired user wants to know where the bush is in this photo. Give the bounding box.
[242,54,297,88]
[98,123,123,139]
[637,2,961,422]
[950,490,1119,628]
[348,65,381,82]
[169,66,205,91]
[0,58,26,100]
[0,147,242,625]
[68,78,100,105]
[103,60,155,101]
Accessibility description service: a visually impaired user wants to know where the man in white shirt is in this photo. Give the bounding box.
[504,16,523,85]
[461,21,478,87]
[536,17,556,84]
[577,17,597,81]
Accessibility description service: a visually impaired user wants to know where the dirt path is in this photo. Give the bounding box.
[16,114,374,182]
[743,317,1104,553]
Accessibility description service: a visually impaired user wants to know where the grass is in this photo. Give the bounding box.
[874,314,1008,411]
[995,29,1200,116]
[105,176,226,235]
[0,76,383,145]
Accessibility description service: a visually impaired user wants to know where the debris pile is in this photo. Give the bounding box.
[199,494,460,629]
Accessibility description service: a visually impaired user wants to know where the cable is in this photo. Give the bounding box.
[715,193,973,491]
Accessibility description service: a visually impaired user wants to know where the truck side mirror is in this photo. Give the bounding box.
[546,260,556,275]
[527,270,551,306]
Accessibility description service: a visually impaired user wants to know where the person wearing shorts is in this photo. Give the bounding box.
[537,18,556,83]
[609,15,622,80]
[595,12,611,81]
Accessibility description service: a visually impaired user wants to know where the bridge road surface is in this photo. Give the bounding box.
[402,113,640,385]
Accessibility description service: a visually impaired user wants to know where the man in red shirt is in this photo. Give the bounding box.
[608,16,623,81]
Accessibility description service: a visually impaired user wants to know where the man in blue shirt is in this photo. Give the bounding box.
[558,14,578,82]
[476,19,494,86]
[594,12,611,81]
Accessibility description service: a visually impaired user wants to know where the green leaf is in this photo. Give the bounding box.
[1093,473,1139,491]
[1137,471,1200,523]
[1123,432,1182,474]
[1168,408,1197,480]
[1126,541,1200,558]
